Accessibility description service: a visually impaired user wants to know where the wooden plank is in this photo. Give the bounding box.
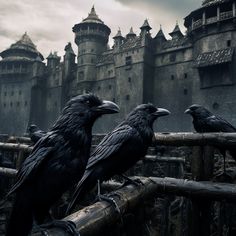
[154,132,236,147]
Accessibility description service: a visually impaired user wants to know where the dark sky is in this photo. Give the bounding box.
[0,0,201,59]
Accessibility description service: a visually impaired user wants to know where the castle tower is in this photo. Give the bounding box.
[64,42,76,79]
[113,29,124,48]
[72,6,111,87]
[46,52,60,69]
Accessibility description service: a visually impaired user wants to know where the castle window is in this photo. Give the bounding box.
[91,49,94,52]
[4,92,7,96]
[184,73,188,79]
[109,85,112,90]
[98,86,101,91]
[91,58,94,63]
[125,56,132,66]
[112,98,116,102]
[16,102,20,107]
[128,77,131,83]
[54,101,57,107]
[169,53,176,62]
[171,75,175,80]
[10,102,12,107]
[25,101,28,106]
[3,103,6,108]
[126,95,130,100]
[11,91,14,96]
[227,40,231,47]
[19,90,22,95]
[212,102,219,110]
[184,88,188,95]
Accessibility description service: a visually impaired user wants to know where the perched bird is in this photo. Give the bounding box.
[67,104,170,213]
[185,104,236,173]
[6,94,119,236]
[28,124,47,144]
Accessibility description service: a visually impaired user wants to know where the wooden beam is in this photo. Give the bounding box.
[0,167,17,178]
[0,142,32,152]
[154,132,236,147]
[31,177,236,236]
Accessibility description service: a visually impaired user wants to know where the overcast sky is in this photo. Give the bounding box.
[0,0,201,60]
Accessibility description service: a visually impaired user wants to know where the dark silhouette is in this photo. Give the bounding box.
[6,94,119,236]
[67,104,170,213]
[28,124,46,144]
[185,104,236,172]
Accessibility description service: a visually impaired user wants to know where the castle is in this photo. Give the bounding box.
[1,0,236,135]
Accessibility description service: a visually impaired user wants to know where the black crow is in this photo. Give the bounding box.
[6,94,119,236]
[67,104,170,213]
[185,104,236,173]
[28,124,47,144]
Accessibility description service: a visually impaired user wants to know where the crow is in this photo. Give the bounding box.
[185,104,236,173]
[28,124,47,144]
[67,104,170,213]
[6,94,119,236]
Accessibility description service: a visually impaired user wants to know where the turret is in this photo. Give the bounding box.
[169,22,183,39]
[72,6,111,81]
[126,27,136,40]
[113,28,124,47]
[47,52,60,69]
[140,19,152,36]
[64,42,76,78]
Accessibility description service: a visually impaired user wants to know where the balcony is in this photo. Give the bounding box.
[191,10,234,31]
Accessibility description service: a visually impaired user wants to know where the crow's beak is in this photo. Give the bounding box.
[95,100,120,114]
[184,108,191,114]
[154,108,170,117]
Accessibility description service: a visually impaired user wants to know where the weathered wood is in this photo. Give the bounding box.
[154,132,236,147]
[7,136,31,144]
[0,167,17,178]
[0,142,32,152]
[31,177,236,236]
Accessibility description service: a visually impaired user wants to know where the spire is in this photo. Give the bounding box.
[169,21,183,38]
[155,25,166,40]
[82,5,104,24]
[140,19,152,31]
[113,28,124,39]
[127,27,136,36]
[16,32,36,48]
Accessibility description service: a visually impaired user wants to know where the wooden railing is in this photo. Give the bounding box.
[1,132,236,236]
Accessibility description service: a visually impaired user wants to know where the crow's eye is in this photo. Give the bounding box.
[86,100,90,105]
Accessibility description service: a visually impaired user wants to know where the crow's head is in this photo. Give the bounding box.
[184,104,212,119]
[28,124,39,133]
[127,103,170,127]
[52,94,119,131]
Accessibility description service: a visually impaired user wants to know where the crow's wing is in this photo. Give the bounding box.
[8,133,57,195]
[205,115,236,132]
[86,124,138,169]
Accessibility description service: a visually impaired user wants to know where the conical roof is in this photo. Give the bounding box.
[155,26,166,38]
[140,19,152,30]
[169,22,183,38]
[82,6,104,24]
[0,32,44,61]
[127,27,136,36]
[113,29,124,39]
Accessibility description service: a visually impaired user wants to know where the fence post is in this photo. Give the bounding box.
[190,145,214,236]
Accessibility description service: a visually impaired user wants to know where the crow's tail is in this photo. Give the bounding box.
[66,170,95,214]
[6,190,33,236]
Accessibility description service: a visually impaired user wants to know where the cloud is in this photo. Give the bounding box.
[0,0,202,60]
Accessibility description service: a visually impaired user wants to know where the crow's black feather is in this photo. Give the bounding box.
[6,94,119,236]
[67,104,170,212]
